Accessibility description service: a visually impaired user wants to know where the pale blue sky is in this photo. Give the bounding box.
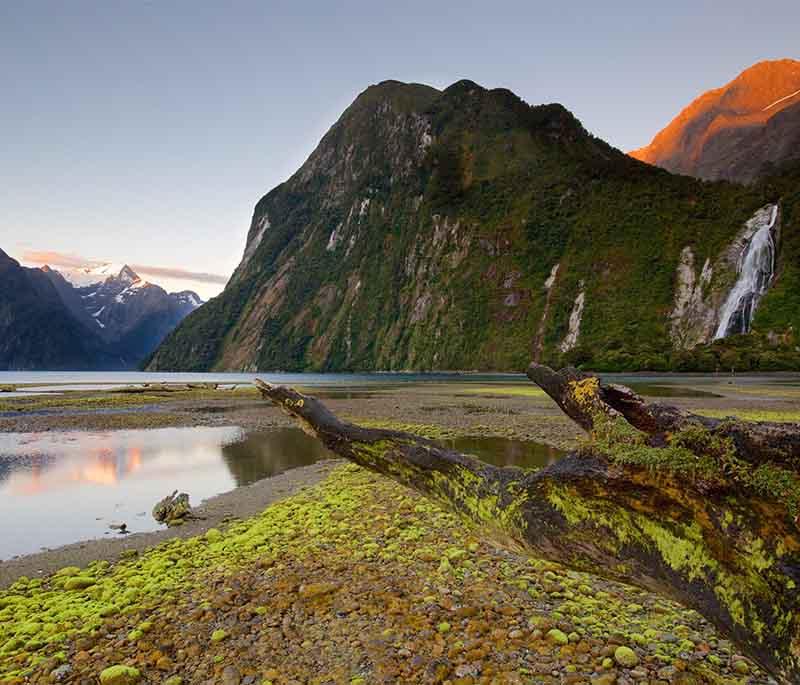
[1,1,797,298]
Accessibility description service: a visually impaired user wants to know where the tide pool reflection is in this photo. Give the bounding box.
[0,427,562,559]
[0,426,333,559]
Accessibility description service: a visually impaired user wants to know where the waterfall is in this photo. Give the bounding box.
[714,204,778,339]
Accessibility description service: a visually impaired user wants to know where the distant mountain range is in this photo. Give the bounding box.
[631,59,800,183]
[0,252,202,370]
[147,70,800,374]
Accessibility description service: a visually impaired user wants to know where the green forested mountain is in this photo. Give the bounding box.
[147,80,799,372]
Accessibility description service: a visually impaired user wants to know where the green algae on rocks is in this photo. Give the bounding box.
[0,465,761,683]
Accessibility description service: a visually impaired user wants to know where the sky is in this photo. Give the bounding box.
[1,1,798,299]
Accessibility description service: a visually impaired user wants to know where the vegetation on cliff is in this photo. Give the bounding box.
[147,80,799,373]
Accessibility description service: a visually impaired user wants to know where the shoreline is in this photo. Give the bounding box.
[0,380,792,682]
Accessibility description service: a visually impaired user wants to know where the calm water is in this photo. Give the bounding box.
[0,426,563,559]
[2,370,797,399]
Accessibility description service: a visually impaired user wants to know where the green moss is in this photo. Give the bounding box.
[0,387,257,413]
[99,664,141,685]
[456,386,546,398]
[696,408,800,423]
[591,414,800,518]
[63,577,96,591]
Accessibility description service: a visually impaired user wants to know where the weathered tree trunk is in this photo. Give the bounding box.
[255,367,800,684]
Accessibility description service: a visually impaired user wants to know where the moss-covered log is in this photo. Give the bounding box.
[256,369,800,683]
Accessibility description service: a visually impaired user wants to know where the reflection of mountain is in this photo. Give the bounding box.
[443,436,564,470]
[220,428,334,486]
[2,445,144,495]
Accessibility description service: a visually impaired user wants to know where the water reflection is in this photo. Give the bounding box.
[220,428,334,485]
[445,435,564,470]
[0,427,562,559]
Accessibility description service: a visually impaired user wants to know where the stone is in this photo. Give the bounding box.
[298,582,338,599]
[50,664,72,681]
[591,674,617,685]
[152,490,192,525]
[221,665,241,685]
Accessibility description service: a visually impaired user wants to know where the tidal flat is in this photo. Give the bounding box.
[1,375,796,683]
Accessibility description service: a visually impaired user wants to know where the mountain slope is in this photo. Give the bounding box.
[42,264,203,368]
[0,250,112,370]
[631,59,800,183]
[148,79,798,373]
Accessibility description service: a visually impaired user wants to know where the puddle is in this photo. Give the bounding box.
[0,427,562,559]
[444,435,565,470]
[625,384,722,398]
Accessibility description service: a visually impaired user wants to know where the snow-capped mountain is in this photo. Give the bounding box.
[37,263,203,368]
[58,263,136,288]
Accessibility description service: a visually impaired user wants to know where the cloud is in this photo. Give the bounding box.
[22,250,96,269]
[130,264,228,285]
[21,250,229,285]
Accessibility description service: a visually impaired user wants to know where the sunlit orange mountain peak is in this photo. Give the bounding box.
[631,58,800,183]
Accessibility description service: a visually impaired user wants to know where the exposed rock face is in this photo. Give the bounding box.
[148,79,799,373]
[559,287,585,353]
[631,59,800,183]
[669,247,716,349]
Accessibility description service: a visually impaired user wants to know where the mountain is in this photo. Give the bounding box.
[0,256,203,370]
[631,59,800,183]
[148,79,800,373]
[0,250,112,370]
[42,265,203,367]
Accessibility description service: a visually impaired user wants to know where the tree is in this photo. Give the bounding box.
[256,364,800,683]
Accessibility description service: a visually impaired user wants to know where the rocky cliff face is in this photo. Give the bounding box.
[631,59,800,183]
[148,79,800,373]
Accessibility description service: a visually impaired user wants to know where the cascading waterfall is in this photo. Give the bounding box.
[714,204,778,339]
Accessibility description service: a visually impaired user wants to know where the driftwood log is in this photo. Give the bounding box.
[255,365,800,683]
